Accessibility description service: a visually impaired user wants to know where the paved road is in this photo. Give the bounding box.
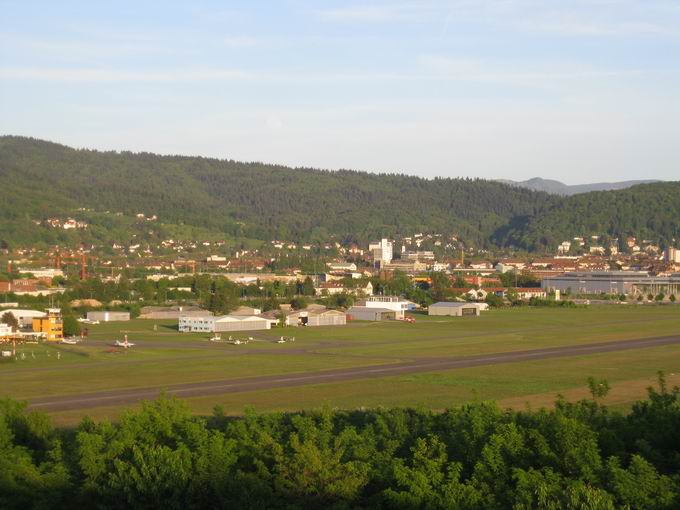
[27,335,680,412]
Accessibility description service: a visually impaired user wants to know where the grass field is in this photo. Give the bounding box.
[1,305,679,425]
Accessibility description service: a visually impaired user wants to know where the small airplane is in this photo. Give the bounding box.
[113,335,135,348]
[209,334,222,342]
[404,316,416,324]
[61,338,80,345]
[276,336,295,344]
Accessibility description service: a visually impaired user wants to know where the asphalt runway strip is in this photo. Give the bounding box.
[27,335,680,412]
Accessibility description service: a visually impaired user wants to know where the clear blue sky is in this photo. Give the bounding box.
[1,0,678,183]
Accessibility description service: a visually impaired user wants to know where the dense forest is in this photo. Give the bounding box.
[1,136,679,250]
[1,376,679,509]
[501,182,680,251]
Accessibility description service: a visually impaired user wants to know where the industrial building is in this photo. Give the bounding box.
[2,309,46,328]
[179,314,272,333]
[87,311,131,322]
[346,306,396,321]
[428,302,482,316]
[281,308,347,327]
[542,271,680,297]
[140,306,209,320]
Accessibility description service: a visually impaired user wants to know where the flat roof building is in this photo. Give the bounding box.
[428,302,482,316]
[87,311,131,322]
[542,271,680,297]
[359,296,410,319]
[347,306,396,321]
[179,314,272,333]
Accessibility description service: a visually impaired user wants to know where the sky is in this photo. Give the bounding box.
[1,0,679,183]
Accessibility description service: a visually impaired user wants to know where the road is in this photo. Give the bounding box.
[27,335,680,412]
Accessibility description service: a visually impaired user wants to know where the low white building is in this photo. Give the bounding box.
[3,309,46,328]
[280,308,347,327]
[347,306,396,321]
[326,262,357,272]
[359,296,410,320]
[87,311,131,322]
[428,302,483,316]
[179,314,271,333]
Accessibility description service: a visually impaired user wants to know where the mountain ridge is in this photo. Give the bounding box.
[1,136,678,252]
[497,177,661,196]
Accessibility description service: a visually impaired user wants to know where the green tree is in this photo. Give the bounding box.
[62,315,80,336]
[1,311,18,330]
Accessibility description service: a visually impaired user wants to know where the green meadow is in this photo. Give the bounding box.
[1,305,679,424]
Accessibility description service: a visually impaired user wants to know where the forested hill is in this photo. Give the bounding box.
[1,136,679,250]
[0,136,554,246]
[498,182,680,251]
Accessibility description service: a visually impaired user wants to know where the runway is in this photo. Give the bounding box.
[27,334,680,412]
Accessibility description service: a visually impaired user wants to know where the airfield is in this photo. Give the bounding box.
[2,306,680,425]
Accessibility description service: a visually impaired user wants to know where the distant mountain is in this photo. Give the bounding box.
[497,177,660,196]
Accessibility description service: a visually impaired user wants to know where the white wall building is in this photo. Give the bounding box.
[179,314,272,333]
[666,247,680,264]
[87,311,131,322]
[17,268,64,279]
[4,309,46,328]
[428,302,483,316]
[360,296,410,320]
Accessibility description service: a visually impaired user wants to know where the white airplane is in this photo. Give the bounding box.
[228,337,248,345]
[113,335,135,348]
[61,338,80,345]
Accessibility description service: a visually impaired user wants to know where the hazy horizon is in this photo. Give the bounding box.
[2,1,679,184]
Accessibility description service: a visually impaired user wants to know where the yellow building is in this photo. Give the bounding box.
[32,308,63,341]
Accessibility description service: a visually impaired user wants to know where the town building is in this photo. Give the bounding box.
[17,268,64,279]
[314,281,373,296]
[381,260,428,274]
[665,247,680,264]
[514,288,548,300]
[326,262,358,272]
[369,238,393,267]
